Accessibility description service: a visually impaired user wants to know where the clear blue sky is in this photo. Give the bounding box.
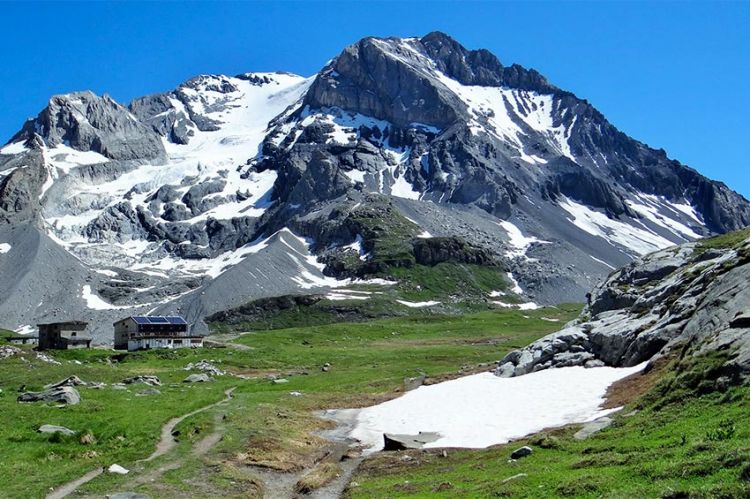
[1,1,748,197]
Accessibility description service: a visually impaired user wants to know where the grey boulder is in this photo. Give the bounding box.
[18,386,81,405]
[38,424,76,436]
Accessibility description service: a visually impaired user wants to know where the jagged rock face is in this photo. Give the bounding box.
[0,32,748,339]
[12,92,165,161]
[496,232,750,381]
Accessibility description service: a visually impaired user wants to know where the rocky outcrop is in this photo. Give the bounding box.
[496,231,750,381]
[412,236,497,266]
[18,386,81,405]
[206,294,325,325]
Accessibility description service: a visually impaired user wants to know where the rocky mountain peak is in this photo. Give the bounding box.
[303,35,465,129]
[10,90,165,161]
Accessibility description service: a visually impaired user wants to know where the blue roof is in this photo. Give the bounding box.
[132,316,187,325]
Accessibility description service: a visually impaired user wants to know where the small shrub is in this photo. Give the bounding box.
[706,419,736,441]
[556,475,603,496]
[529,433,560,449]
[740,464,750,481]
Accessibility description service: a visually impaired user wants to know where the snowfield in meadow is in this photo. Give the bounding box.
[334,362,646,451]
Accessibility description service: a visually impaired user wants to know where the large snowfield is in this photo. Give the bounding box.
[333,363,646,452]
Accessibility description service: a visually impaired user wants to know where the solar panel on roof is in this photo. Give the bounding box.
[133,316,149,325]
[167,317,187,325]
[148,316,169,324]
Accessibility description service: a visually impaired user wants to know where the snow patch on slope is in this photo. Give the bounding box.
[82,285,130,310]
[333,362,645,451]
[497,220,547,259]
[342,234,368,261]
[396,300,441,308]
[625,195,702,239]
[434,71,575,163]
[1,142,29,155]
[559,197,674,255]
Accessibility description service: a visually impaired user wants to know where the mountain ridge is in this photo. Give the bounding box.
[0,31,748,339]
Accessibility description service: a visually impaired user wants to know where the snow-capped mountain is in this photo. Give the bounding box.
[1,32,748,339]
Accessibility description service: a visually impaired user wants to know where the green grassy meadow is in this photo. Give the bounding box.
[0,306,578,498]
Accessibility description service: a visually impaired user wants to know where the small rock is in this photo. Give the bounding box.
[0,345,22,359]
[107,493,150,499]
[272,378,289,384]
[289,391,302,397]
[510,446,533,459]
[122,375,161,386]
[34,352,61,365]
[584,359,606,368]
[383,432,441,451]
[45,376,86,389]
[502,473,528,484]
[111,384,128,390]
[183,373,211,383]
[574,417,613,440]
[107,464,129,475]
[38,425,76,436]
[494,362,515,378]
[184,360,225,376]
[404,375,426,391]
[80,432,96,445]
[136,388,161,396]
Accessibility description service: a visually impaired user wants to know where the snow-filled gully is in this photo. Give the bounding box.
[326,362,645,452]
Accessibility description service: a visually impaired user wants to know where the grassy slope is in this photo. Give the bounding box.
[0,348,236,497]
[208,262,516,332]
[349,385,750,498]
[209,198,519,332]
[0,306,578,498]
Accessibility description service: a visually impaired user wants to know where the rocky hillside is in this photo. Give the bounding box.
[1,32,749,339]
[496,228,750,384]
